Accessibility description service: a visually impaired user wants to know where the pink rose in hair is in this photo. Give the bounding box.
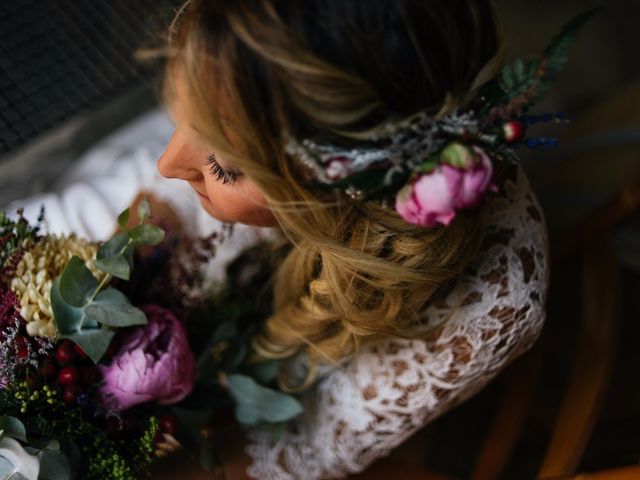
[395,145,495,228]
[99,304,195,411]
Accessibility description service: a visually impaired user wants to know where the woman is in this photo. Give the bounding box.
[150,0,549,478]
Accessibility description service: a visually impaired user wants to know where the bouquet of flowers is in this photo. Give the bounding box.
[0,202,301,479]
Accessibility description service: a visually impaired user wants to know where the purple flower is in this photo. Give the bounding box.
[395,145,495,228]
[98,304,195,411]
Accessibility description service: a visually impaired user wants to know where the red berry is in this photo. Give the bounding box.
[73,343,88,359]
[57,366,79,385]
[62,384,83,405]
[502,121,526,143]
[55,340,76,364]
[79,366,98,387]
[159,413,177,435]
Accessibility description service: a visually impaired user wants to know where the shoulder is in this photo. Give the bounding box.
[316,163,549,415]
[243,166,551,477]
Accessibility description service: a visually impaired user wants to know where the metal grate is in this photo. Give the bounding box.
[0,0,175,157]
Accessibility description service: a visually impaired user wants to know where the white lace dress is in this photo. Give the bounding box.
[5,110,549,480]
[244,165,549,479]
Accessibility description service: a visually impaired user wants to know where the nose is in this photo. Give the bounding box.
[157,130,202,181]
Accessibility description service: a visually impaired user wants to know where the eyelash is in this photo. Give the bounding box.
[206,153,238,185]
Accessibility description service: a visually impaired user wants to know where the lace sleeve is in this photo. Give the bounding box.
[245,165,550,479]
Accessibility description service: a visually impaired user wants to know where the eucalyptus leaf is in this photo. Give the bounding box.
[37,449,71,480]
[94,255,131,281]
[0,417,26,442]
[226,374,303,425]
[128,224,165,246]
[245,360,279,384]
[50,278,88,334]
[85,289,147,328]
[137,197,151,223]
[61,329,115,364]
[97,233,129,261]
[117,208,130,231]
[58,257,99,307]
[123,244,134,271]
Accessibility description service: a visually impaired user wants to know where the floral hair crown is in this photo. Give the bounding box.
[285,9,598,228]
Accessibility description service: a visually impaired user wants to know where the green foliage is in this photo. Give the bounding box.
[0,209,41,269]
[226,374,303,425]
[133,417,159,466]
[1,382,159,480]
[479,8,600,114]
[94,255,131,281]
[245,360,279,385]
[85,289,147,328]
[170,243,303,467]
[117,209,130,231]
[59,257,99,307]
[128,224,165,246]
[417,159,439,174]
[61,329,116,364]
[97,233,129,261]
[499,57,540,101]
[85,416,159,480]
[50,206,166,363]
[137,197,151,223]
[54,258,142,363]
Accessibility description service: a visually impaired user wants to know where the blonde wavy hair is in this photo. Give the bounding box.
[160,0,506,389]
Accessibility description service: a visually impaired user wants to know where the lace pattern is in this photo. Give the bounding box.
[245,165,550,479]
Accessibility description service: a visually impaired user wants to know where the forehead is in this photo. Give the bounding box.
[162,66,189,122]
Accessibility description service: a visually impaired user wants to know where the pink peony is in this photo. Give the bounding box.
[395,146,495,228]
[98,304,195,411]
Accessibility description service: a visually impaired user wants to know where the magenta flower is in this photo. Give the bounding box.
[395,145,495,228]
[98,304,195,411]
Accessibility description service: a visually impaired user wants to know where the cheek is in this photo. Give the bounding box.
[201,178,276,227]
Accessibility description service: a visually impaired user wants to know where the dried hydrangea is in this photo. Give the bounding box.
[9,234,104,339]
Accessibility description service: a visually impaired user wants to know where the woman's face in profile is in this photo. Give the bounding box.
[157,72,278,228]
